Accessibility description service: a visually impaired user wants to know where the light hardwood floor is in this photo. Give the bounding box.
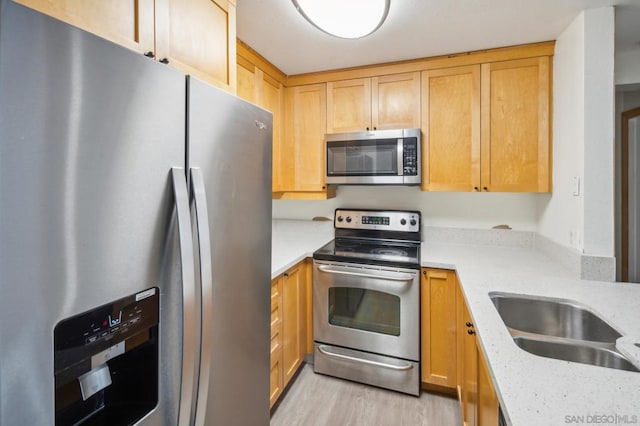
[271,364,462,426]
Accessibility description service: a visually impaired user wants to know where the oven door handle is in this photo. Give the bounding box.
[317,345,414,371]
[317,265,415,282]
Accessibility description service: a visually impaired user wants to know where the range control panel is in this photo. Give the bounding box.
[334,209,420,233]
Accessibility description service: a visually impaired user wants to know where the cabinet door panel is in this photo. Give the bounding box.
[283,84,327,192]
[257,72,283,192]
[327,78,371,133]
[372,72,421,130]
[15,0,154,54]
[481,57,550,192]
[156,0,236,91]
[421,268,457,388]
[282,263,305,385]
[236,59,257,104]
[422,66,480,191]
[477,344,499,426]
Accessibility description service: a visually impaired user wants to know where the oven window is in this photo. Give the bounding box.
[327,139,398,176]
[328,288,400,336]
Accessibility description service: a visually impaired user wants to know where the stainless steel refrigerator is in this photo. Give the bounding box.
[0,1,271,425]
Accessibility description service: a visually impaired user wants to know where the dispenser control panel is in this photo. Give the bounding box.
[54,288,159,379]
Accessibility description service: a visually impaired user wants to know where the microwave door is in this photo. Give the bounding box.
[327,139,402,184]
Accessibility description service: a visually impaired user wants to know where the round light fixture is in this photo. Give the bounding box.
[292,0,390,39]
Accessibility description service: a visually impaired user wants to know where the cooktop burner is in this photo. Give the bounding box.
[314,238,420,269]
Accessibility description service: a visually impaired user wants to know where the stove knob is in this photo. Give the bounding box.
[337,216,343,222]
[346,216,352,223]
[410,219,417,226]
[400,218,407,225]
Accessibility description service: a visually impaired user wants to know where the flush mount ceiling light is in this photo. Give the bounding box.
[292,0,390,39]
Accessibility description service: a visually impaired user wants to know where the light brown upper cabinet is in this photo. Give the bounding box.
[279,84,335,199]
[422,57,551,192]
[481,57,551,192]
[422,65,481,191]
[235,55,284,193]
[155,0,236,91]
[15,0,236,92]
[326,73,421,133]
[254,72,284,192]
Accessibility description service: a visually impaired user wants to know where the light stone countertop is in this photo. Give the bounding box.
[422,242,640,426]
[272,220,640,425]
[271,219,333,279]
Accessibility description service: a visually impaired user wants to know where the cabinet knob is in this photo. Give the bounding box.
[483,186,488,191]
[283,272,289,278]
[144,51,155,58]
[422,270,426,276]
[322,185,326,189]
[467,329,476,335]
[473,186,479,191]
[366,127,370,131]
[466,322,473,327]
[159,58,169,64]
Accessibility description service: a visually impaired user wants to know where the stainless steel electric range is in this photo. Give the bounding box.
[312,209,421,396]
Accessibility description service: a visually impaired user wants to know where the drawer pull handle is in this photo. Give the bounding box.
[318,265,414,282]
[318,345,413,371]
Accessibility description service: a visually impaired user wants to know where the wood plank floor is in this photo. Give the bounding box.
[271,364,462,426]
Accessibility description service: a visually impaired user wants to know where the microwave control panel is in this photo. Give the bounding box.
[402,137,418,176]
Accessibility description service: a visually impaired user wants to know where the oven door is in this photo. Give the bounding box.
[313,260,419,361]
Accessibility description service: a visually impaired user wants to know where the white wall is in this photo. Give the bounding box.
[582,7,615,257]
[538,7,615,258]
[537,11,585,250]
[273,186,541,231]
[616,49,640,86]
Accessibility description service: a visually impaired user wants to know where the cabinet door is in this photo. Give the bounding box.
[421,269,457,388]
[422,66,481,191]
[14,0,154,55]
[480,57,550,192]
[282,84,328,192]
[372,72,421,130]
[270,277,284,408]
[477,344,499,426]
[326,78,371,133]
[282,263,305,385]
[256,71,284,192]
[462,296,477,426]
[155,0,236,92]
[236,59,257,104]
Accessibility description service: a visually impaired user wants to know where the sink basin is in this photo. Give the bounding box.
[513,336,640,373]
[489,293,622,343]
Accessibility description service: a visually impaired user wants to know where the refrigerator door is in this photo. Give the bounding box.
[0,2,191,425]
[188,77,272,426]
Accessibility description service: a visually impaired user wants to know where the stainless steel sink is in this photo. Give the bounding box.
[489,293,621,343]
[489,292,638,372]
[513,336,640,372]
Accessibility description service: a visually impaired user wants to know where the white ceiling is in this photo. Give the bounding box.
[237,0,640,76]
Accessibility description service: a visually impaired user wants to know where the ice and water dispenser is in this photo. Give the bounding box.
[54,288,160,425]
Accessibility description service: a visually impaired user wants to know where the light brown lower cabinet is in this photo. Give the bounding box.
[270,259,310,408]
[421,267,499,426]
[421,268,458,388]
[457,280,499,426]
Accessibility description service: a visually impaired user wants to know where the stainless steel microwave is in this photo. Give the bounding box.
[325,128,421,185]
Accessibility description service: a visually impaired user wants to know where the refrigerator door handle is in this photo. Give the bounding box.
[171,167,198,426]
[190,167,214,426]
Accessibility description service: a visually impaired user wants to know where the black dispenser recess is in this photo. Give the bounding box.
[54,288,160,425]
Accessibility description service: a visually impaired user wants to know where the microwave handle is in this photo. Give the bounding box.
[397,138,404,176]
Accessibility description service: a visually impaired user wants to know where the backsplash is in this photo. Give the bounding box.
[273,185,543,231]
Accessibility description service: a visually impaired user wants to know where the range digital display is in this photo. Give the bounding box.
[362,216,389,225]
